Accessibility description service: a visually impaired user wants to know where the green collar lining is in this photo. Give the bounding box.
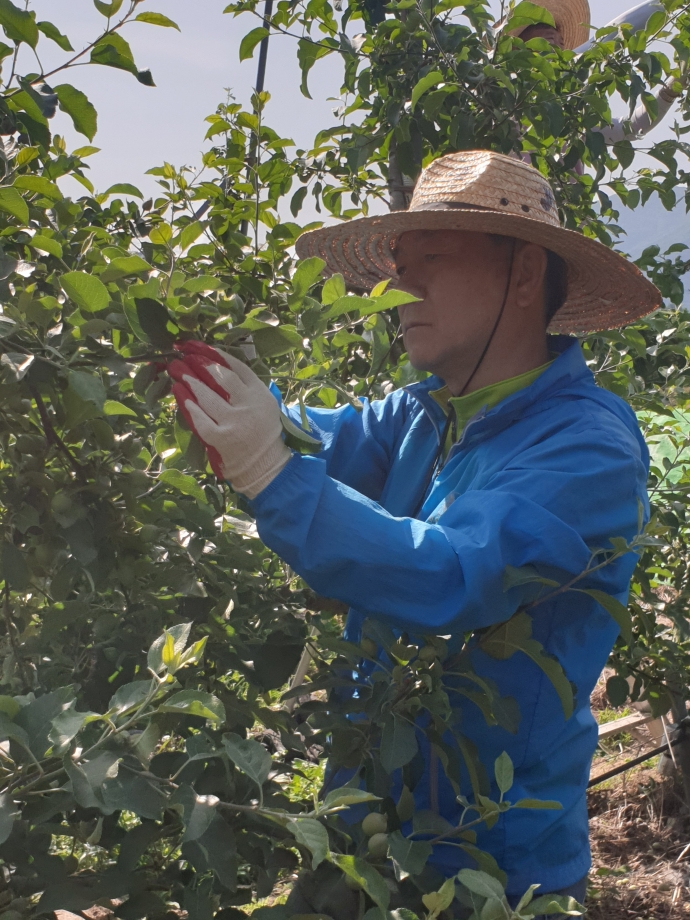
[430,359,554,446]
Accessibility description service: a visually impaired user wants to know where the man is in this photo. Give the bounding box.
[168,151,659,911]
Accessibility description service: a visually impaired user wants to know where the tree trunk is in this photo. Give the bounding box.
[670,692,690,809]
[388,137,414,212]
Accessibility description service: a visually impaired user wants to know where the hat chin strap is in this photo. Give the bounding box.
[457,237,517,398]
[413,239,517,518]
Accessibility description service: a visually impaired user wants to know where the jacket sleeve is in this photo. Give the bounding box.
[250,420,646,635]
[275,387,415,502]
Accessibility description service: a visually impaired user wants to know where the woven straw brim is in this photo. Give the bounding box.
[512,0,590,49]
[295,208,661,335]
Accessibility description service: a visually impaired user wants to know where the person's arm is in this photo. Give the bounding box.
[575,1,663,53]
[251,419,647,635]
[169,341,418,503]
[275,387,418,502]
[597,80,681,145]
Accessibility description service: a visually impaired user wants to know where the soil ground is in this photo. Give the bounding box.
[587,681,690,919]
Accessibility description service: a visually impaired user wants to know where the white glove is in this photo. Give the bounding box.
[179,351,292,499]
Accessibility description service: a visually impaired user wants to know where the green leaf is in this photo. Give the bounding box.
[149,223,172,245]
[188,812,238,890]
[37,21,73,51]
[287,817,329,869]
[321,273,347,305]
[222,732,272,789]
[0,710,30,749]
[0,0,39,47]
[30,234,63,258]
[606,674,629,708]
[645,10,667,37]
[527,894,583,916]
[173,784,218,842]
[576,589,633,646]
[102,770,167,819]
[14,175,62,200]
[504,1,556,35]
[292,256,325,299]
[388,830,432,877]
[422,876,457,915]
[332,854,390,911]
[359,288,420,316]
[91,33,138,77]
[107,680,152,717]
[159,690,226,723]
[48,705,99,752]
[380,713,418,773]
[239,26,268,61]
[14,686,74,759]
[323,294,371,320]
[280,413,322,454]
[480,612,574,719]
[322,786,381,811]
[124,299,147,342]
[297,36,333,98]
[65,750,120,810]
[0,187,29,223]
[148,623,192,673]
[159,469,206,503]
[502,564,560,590]
[512,798,562,810]
[67,370,107,413]
[0,696,20,719]
[103,400,137,417]
[15,145,38,166]
[11,88,48,126]
[182,274,223,293]
[136,297,177,348]
[135,11,181,30]
[2,541,29,591]
[494,752,514,795]
[252,324,303,358]
[136,69,156,87]
[62,272,110,312]
[0,794,18,845]
[102,255,152,280]
[178,221,204,251]
[94,0,124,17]
[73,145,100,158]
[54,84,97,140]
[411,71,443,112]
[103,183,144,198]
[457,869,505,901]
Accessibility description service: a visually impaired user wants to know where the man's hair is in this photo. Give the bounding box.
[489,235,567,325]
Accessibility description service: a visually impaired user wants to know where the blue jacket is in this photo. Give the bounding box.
[250,336,649,896]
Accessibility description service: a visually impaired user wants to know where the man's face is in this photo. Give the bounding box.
[394,230,515,381]
[519,24,565,48]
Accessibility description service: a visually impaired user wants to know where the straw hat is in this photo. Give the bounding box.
[295,150,661,335]
[509,0,590,50]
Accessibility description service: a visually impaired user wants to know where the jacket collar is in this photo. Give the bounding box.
[404,336,592,447]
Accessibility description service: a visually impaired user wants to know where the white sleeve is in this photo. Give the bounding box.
[596,83,678,145]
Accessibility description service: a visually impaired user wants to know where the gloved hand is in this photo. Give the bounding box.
[168,342,292,499]
[662,60,689,100]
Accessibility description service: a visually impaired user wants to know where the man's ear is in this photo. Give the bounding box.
[513,243,548,310]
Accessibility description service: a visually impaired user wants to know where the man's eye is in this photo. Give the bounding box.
[424,253,439,262]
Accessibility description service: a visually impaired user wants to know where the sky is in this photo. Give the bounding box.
[20,1,689,256]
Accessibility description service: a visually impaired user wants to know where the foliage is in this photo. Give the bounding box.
[0,0,686,918]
